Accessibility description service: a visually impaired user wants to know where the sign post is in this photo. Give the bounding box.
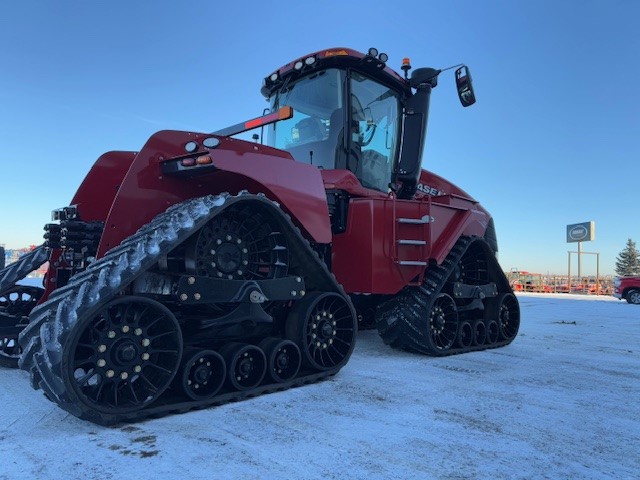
[566,221,595,290]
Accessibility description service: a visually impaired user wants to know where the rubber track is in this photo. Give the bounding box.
[18,192,352,425]
[0,245,48,296]
[375,236,517,356]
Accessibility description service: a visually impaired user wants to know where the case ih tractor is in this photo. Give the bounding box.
[0,47,519,424]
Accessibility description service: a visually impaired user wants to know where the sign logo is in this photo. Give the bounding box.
[569,225,588,241]
[566,221,595,243]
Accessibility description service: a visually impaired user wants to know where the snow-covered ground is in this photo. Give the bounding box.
[1,293,638,479]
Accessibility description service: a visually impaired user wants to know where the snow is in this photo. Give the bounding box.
[1,292,638,479]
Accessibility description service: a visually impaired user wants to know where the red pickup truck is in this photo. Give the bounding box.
[613,276,640,304]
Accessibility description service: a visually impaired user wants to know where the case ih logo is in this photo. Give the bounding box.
[566,221,595,243]
[569,225,588,241]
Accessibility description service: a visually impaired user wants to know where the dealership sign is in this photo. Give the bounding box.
[566,221,595,243]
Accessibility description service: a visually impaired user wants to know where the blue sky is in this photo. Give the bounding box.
[1,1,638,276]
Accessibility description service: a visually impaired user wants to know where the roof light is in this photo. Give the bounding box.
[294,61,304,70]
[304,56,316,65]
[196,155,213,165]
[203,137,220,148]
[269,72,278,82]
[184,141,198,153]
[378,52,388,63]
[322,49,349,57]
[181,158,196,167]
[368,47,378,57]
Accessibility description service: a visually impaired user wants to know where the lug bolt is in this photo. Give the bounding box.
[142,339,151,347]
[296,277,302,283]
[226,235,232,241]
[134,328,142,336]
[106,370,115,378]
[236,239,242,244]
[98,345,107,353]
[242,248,248,254]
[107,331,116,339]
[194,293,201,300]
[134,365,142,373]
[97,359,106,367]
[211,262,216,267]
[217,239,222,245]
[180,293,188,301]
[188,276,196,285]
[217,272,223,277]
[237,270,243,275]
[242,260,248,265]
[122,325,130,333]
[291,291,297,296]
[142,353,150,361]
[121,372,129,380]
[300,290,306,296]
[210,249,216,255]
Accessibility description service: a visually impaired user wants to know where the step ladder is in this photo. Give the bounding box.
[394,212,431,285]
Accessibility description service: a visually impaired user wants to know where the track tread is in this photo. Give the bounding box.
[18,192,354,425]
[375,236,519,356]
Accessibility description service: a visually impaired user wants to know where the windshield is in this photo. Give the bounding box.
[268,69,345,169]
[268,68,401,192]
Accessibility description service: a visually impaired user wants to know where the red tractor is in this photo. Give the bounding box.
[0,47,519,424]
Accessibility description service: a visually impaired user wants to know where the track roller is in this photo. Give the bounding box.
[176,348,226,400]
[486,320,499,344]
[259,337,301,383]
[220,343,266,391]
[456,321,473,348]
[473,319,486,346]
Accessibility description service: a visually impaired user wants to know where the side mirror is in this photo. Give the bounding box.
[455,66,476,107]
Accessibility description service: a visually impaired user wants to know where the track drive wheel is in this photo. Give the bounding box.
[259,337,301,383]
[220,343,267,391]
[176,348,226,400]
[286,292,356,371]
[427,294,459,352]
[64,296,183,415]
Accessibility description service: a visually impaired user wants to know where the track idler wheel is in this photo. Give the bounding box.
[66,296,183,415]
[286,292,357,371]
[176,348,226,400]
[457,321,473,348]
[427,294,459,352]
[0,286,44,368]
[220,343,266,391]
[259,337,301,383]
[492,293,520,341]
[473,320,486,346]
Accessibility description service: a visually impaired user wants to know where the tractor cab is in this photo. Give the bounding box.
[263,49,405,193]
[262,47,475,197]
